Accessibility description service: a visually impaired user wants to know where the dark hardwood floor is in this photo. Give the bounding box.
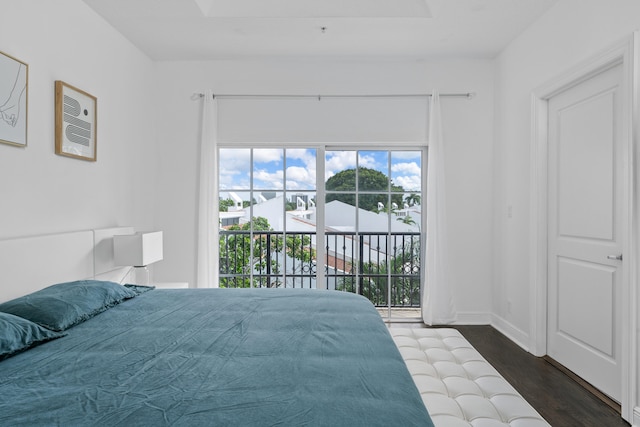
[451,325,629,427]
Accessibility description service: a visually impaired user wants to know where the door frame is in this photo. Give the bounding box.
[529,33,638,422]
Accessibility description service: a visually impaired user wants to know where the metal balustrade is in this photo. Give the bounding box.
[219,230,421,308]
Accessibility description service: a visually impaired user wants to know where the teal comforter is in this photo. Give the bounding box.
[0,288,433,426]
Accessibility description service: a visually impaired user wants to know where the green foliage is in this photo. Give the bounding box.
[325,167,405,212]
[219,197,253,212]
[219,198,235,212]
[219,217,315,289]
[397,215,416,227]
[285,234,314,264]
[336,236,420,307]
[404,193,421,207]
[285,201,297,211]
[396,193,420,228]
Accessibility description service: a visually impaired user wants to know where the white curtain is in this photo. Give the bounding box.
[422,91,457,325]
[196,91,219,288]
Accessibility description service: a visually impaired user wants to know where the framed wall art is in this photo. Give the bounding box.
[0,50,28,147]
[55,80,97,161]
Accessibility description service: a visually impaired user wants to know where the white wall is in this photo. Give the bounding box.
[0,0,157,241]
[493,0,640,419]
[153,58,495,319]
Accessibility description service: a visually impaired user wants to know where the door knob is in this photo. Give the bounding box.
[607,254,623,261]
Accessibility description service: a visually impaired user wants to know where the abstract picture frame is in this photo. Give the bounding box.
[0,50,28,147]
[55,80,97,161]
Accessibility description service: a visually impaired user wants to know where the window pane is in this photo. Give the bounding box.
[326,234,356,292]
[358,151,389,191]
[325,194,355,231]
[285,190,317,288]
[286,148,316,190]
[252,191,283,232]
[391,151,422,192]
[219,148,250,190]
[252,230,283,288]
[284,229,316,287]
[325,150,356,190]
[360,232,389,307]
[358,193,389,232]
[394,197,422,232]
[253,148,283,190]
[219,190,250,228]
[286,192,315,221]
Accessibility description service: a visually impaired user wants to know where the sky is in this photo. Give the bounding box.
[219,148,422,194]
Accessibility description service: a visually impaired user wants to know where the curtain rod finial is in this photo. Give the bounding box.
[467,92,476,99]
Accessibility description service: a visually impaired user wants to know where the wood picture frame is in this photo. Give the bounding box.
[0,50,28,147]
[55,80,97,161]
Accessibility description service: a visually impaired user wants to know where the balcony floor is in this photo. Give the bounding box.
[377,307,422,322]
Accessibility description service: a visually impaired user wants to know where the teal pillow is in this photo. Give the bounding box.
[124,284,155,295]
[0,280,137,331]
[0,312,65,360]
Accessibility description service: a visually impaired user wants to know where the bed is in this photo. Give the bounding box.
[0,278,433,425]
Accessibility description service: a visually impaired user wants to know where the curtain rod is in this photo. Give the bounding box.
[191,92,475,100]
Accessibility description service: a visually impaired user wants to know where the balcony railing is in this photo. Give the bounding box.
[219,230,421,308]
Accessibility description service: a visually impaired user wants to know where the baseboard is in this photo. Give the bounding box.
[450,312,531,353]
[451,311,492,325]
[490,314,531,353]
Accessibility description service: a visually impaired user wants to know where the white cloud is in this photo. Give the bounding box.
[287,165,315,189]
[219,170,250,190]
[254,169,284,189]
[220,148,249,161]
[395,175,421,192]
[286,148,314,162]
[357,153,378,169]
[219,149,251,189]
[392,161,421,176]
[325,151,357,179]
[254,148,283,163]
[391,162,421,191]
[392,151,422,160]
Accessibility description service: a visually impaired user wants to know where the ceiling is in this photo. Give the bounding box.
[83,0,558,60]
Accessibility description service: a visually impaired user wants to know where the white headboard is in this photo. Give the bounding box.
[0,227,135,303]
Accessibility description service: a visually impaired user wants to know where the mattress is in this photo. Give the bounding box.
[0,288,433,426]
[390,328,551,427]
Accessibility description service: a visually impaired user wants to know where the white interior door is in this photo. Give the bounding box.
[547,63,624,402]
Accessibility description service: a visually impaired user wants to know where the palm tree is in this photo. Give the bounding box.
[397,215,417,227]
[405,193,421,207]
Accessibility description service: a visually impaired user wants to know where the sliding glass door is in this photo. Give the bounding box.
[217,145,424,320]
[324,149,422,319]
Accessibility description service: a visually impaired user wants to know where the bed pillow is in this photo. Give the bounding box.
[0,280,138,331]
[124,284,155,295]
[0,312,65,360]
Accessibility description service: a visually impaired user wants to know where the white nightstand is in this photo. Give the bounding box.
[153,282,189,289]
